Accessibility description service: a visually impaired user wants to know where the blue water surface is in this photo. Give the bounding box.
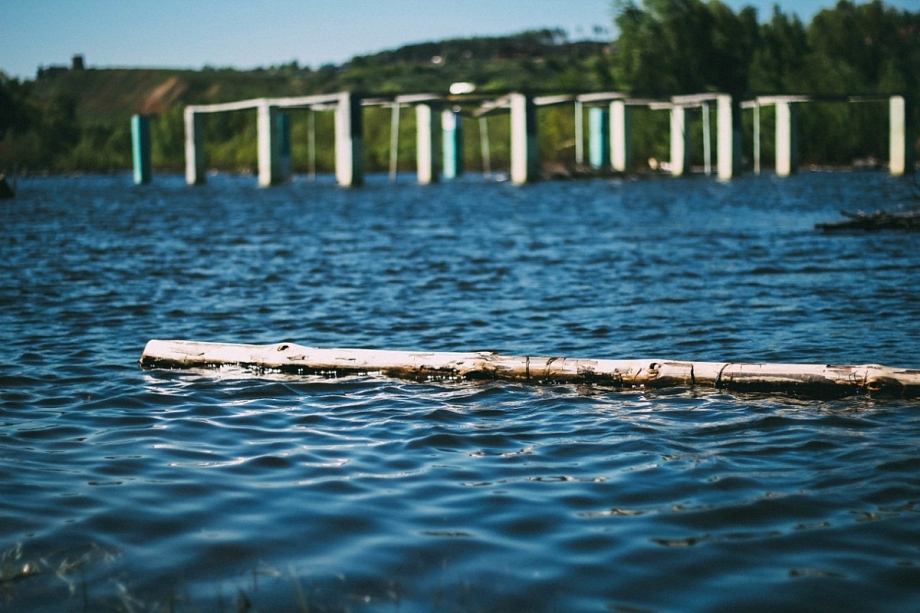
[2,171,920,612]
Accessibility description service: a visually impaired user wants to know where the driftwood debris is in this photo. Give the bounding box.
[816,208,920,232]
[0,174,15,200]
[140,340,920,399]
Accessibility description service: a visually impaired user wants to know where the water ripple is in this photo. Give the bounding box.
[3,173,920,612]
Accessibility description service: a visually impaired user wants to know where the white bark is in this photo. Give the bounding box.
[140,340,920,399]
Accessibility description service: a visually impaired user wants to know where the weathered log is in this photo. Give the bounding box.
[139,339,920,399]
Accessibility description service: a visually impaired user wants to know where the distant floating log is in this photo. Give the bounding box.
[816,208,920,232]
[140,340,920,400]
[0,174,15,200]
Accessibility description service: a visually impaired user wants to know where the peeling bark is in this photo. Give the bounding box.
[139,340,920,400]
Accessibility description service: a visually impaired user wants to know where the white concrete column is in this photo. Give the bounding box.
[717,94,741,180]
[775,101,798,177]
[610,100,633,172]
[335,92,364,187]
[753,102,761,175]
[702,102,712,176]
[442,109,463,180]
[670,105,689,176]
[890,95,914,176]
[510,93,538,184]
[574,100,584,166]
[184,108,205,185]
[416,103,440,184]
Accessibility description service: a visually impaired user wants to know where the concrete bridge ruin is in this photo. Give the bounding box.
[131,91,914,186]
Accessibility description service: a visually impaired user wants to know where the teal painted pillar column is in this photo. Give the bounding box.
[442,109,464,180]
[775,101,798,177]
[611,100,633,172]
[589,107,610,169]
[670,105,689,176]
[131,114,152,185]
[416,103,440,184]
[279,111,292,181]
[890,95,914,176]
[258,103,292,187]
[184,108,205,185]
[335,92,364,187]
[717,94,742,180]
[510,93,538,185]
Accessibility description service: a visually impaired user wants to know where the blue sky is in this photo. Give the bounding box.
[2,0,917,80]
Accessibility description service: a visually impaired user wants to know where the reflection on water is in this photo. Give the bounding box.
[2,172,920,612]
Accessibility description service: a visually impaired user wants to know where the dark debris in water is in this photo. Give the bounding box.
[816,207,920,232]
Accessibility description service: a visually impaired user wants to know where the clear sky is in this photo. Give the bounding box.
[2,0,917,80]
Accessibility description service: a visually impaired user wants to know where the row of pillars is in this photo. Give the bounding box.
[131,93,914,186]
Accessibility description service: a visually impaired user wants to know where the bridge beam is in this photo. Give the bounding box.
[442,109,464,180]
[589,107,610,169]
[184,108,205,185]
[610,100,634,173]
[510,93,538,184]
[775,101,799,177]
[416,103,440,184]
[890,95,914,176]
[335,93,364,187]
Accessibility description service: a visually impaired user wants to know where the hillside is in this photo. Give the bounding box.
[2,0,919,175]
[30,29,610,123]
[0,29,609,173]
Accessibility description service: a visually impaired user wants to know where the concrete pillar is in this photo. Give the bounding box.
[416,103,440,184]
[335,92,364,187]
[670,105,689,176]
[717,94,742,180]
[479,116,492,178]
[753,102,761,175]
[442,109,464,179]
[510,93,538,185]
[258,104,291,187]
[184,108,205,185]
[574,100,584,166]
[775,100,798,177]
[389,103,400,182]
[702,102,712,175]
[131,114,152,185]
[589,107,610,169]
[611,100,633,172]
[890,95,914,176]
[279,111,292,180]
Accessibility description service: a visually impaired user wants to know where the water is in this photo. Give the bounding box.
[2,171,920,612]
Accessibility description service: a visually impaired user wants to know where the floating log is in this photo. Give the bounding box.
[0,174,15,200]
[140,340,920,399]
[816,208,920,232]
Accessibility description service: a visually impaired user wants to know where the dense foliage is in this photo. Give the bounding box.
[0,1,917,174]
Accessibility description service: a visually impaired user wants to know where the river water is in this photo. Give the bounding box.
[2,171,920,612]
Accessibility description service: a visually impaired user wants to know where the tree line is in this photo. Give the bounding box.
[0,0,917,174]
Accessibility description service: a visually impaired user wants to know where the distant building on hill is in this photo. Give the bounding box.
[37,54,85,79]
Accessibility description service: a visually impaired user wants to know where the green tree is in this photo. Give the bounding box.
[749,8,810,92]
[611,0,757,95]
